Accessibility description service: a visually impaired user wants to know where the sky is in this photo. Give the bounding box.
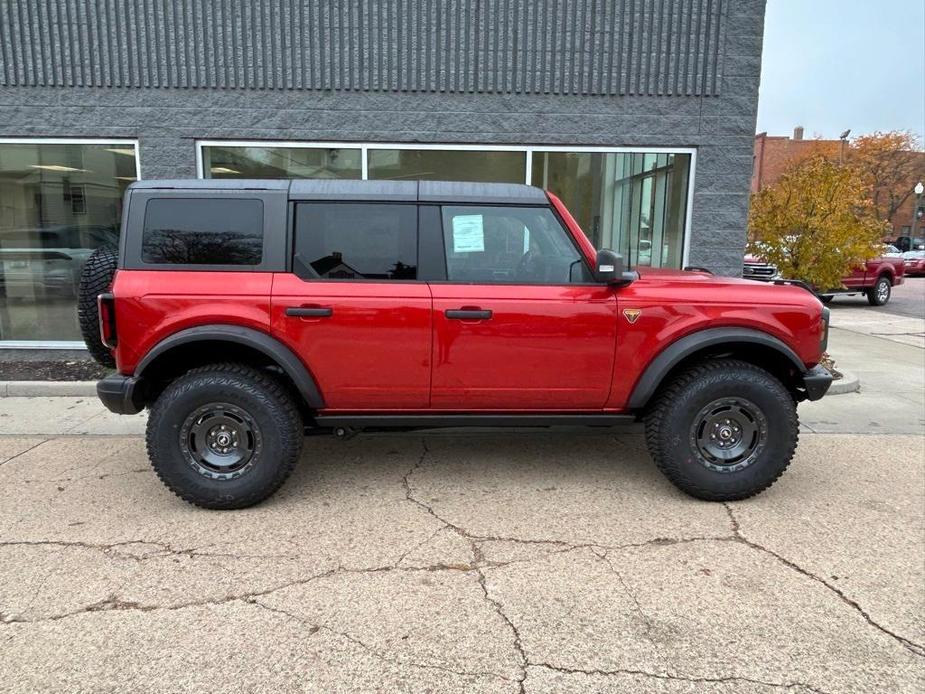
[756,0,925,140]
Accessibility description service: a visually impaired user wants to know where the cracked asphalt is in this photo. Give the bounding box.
[0,430,922,693]
[1,318,924,692]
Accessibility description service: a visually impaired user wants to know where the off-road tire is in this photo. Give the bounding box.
[866,276,891,306]
[644,359,798,501]
[77,245,118,368]
[146,363,304,509]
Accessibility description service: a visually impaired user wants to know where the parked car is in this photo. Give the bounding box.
[0,225,119,298]
[883,244,903,257]
[743,247,905,306]
[903,250,925,276]
[80,179,831,509]
[892,236,925,252]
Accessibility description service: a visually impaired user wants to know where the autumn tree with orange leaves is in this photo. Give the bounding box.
[748,155,886,291]
[848,131,924,226]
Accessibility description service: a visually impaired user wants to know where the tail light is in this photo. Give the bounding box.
[98,293,117,349]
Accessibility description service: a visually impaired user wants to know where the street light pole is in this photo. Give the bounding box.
[911,181,924,251]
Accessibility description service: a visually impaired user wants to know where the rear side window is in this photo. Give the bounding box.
[142,198,264,265]
[440,205,591,284]
[294,203,417,280]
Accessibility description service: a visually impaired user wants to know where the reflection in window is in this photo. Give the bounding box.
[368,149,525,183]
[294,203,417,281]
[441,206,590,284]
[531,151,691,268]
[202,146,362,179]
[0,142,136,342]
[142,199,264,265]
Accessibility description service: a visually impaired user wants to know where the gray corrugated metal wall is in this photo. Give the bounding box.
[0,0,726,96]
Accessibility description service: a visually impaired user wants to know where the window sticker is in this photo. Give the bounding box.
[451,214,485,253]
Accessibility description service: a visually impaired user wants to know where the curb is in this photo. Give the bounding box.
[827,370,860,396]
[0,381,97,397]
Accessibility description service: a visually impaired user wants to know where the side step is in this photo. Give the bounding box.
[314,414,635,430]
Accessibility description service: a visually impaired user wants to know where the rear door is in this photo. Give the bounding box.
[428,204,617,410]
[271,202,432,410]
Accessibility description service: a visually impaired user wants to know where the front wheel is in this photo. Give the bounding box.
[146,363,304,509]
[867,276,891,306]
[644,359,798,501]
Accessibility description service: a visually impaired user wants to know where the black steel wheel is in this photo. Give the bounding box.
[690,397,767,473]
[179,403,262,480]
[645,359,798,501]
[146,363,303,509]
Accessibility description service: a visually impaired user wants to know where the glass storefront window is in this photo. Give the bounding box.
[0,141,137,342]
[368,149,525,183]
[532,151,691,268]
[202,146,361,179]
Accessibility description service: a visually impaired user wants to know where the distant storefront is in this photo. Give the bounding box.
[0,0,766,347]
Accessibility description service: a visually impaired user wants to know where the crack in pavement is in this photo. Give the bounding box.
[0,438,50,467]
[529,662,835,694]
[398,437,923,692]
[591,547,672,674]
[722,503,925,659]
[248,597,516,685]
[402,440,528,693]
[0,539,304,563]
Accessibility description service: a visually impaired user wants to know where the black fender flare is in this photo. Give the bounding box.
[626,327,805,410]
[135,325,325,409]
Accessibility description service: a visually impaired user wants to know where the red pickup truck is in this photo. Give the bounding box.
[744,250,905,305]
[78,180,831,509]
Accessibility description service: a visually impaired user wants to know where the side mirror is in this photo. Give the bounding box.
[594,249,634,285]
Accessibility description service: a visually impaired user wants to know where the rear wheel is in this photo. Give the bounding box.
[866,276,891,306]
[77,246,118,368]
[146,363,304,509]
[644,359,798,501]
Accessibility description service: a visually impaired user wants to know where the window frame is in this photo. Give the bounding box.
[196,140,697,269]
[122,190,288,272]
[0,137,141,349]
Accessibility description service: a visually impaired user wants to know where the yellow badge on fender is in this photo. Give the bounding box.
[623,308,641,324]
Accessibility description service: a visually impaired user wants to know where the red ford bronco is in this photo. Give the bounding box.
[78,180,831,509]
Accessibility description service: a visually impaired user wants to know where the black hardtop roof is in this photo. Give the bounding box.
[129,179,548,205]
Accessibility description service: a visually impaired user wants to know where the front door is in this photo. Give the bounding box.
[271,202,431,410]
[429,204,617,409]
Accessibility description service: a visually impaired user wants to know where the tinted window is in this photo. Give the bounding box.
[294,203,417,280]
[142,198,263,265]
[441,206,591,283]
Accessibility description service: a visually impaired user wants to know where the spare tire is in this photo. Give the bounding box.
[77,245,118,368]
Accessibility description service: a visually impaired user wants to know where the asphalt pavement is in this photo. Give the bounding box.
[0,307,923,693]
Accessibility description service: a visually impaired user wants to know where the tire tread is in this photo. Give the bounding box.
[644,358,799,501]
[145,362,303,509]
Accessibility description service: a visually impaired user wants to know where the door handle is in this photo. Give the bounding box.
[445,308,492,320]
[286,306,333,318]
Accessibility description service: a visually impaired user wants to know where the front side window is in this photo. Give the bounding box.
[441,206,591,284]
[294,203,417,281]
[142,198,264,265]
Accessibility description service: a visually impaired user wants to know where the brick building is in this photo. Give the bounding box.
[751,127,843,193]
[0,0,767,348]
[752,127,925,241]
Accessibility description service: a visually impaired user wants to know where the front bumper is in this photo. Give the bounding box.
[97,374,145,414]
[801,364,833,401]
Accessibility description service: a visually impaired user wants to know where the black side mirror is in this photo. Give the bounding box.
[594,249,634,285]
